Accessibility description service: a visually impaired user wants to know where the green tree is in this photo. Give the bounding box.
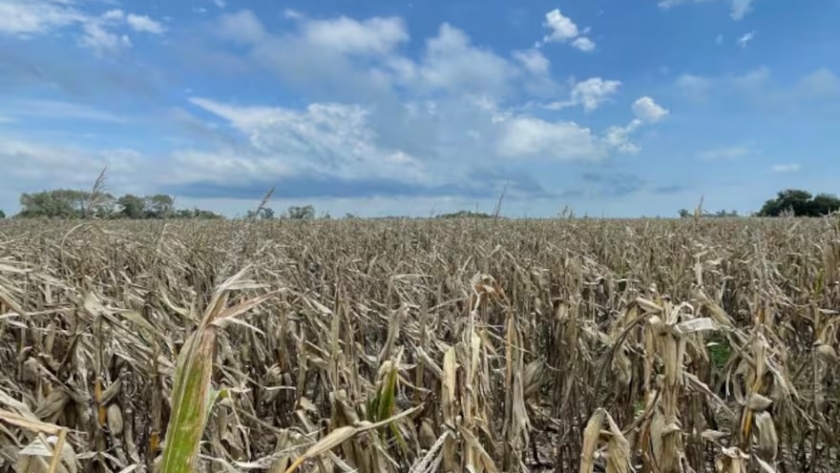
[284,205,315,220]
[246,207,274,219]
[177,208,224,219]
[18,190,82,218]
[87,192,115,219]
[117,194,147,219]
[146,194,174,219]
[757,189,840,217]
[261,207,275,220]
[0,209,5,219]
[16,189,222,220]
[811,193,840,215]
[436,210,492,219]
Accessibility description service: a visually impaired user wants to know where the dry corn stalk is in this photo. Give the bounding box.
[1,213,840,473]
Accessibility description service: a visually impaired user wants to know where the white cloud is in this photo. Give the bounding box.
[599,97,669,154]
[0,136,144,192]
[771,163,800,173]
[212,13,538,102]
[632,96,669,123]
[604,125,641,154]
[679,68,768,96]
[169,150,295,185]
[737,30,755,48]
[797,68,840,98]
[573,78,621,111]
[102,10,125,21]
[730,0,755,20]
[80,22,132,55]
[126,14,165,34]
[547,77,622,112]
[572,37,596,52]
[676,67,840,110]
[0,1,165,54]
[188,97,426,182]
[0,99,127,122]
[284,9,304,19]
[217,10,266,44]
[677,73,712,101]
[413,24,516,95]
[170,13,669,195]
[543,9,579,42]
[8,5,680,197]
[0,0,84,35]
[715,34,723,45]
[696,145,755,160]
[496,116,605,161]
[658,0,757,20]
[730,67,769,89]
[513,49,549,75]
[300,16,408,55]
[540,8,597,51]
[214,0,226,8]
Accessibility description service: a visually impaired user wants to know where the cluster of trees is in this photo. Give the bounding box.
[436,210,494,219]
[678,209,739,218]
[756,189,840,217]
[9,189,223,220]
[3,187,838,221]
[677,189,840,219]
[0,188,328,221]
[245,205,317,220]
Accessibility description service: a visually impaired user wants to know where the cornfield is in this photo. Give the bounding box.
[1,216,838,473]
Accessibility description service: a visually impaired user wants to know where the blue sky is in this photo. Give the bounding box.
[1,0,838,217]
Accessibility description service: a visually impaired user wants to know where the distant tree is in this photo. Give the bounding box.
[174,208,224,219]
[344,213,358,219]
[117,194,147,219]
[146,194,174,219]
[89,193,116,219]
[811,193,840,216]
[284,205,316,220]
[757,189,840,217]
[679,208,738,218]
[18,190,83,218]
[711,209,738,218]
[15,188,222,220]
[246,207,275,220]
[0,210,5,219]
[436,210,493,219]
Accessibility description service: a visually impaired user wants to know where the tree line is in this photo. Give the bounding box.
[678,189,840,218]
[755,189,840,217]
[1,187,838,220]
[0,188,327,221]
[5,189,224,220]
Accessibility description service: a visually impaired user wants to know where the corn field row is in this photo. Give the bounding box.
[0,217,838,473]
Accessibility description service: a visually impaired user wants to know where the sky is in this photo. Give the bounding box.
[0,0,839,218]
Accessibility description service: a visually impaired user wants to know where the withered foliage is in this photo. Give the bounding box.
[0,216,838,473]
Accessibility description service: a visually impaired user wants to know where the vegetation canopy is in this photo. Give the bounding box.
[757,189,840,217]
